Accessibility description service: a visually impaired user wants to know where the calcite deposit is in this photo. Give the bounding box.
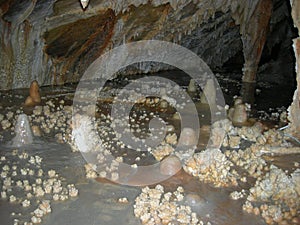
[211,118,300,224]
[0,149,78,224]
[71,114,101,153]
[243,166,300,224]
[227,97,250,126]
[134,185,206,225]
[183,148,239,187]
[0,79,299,225]
[11,114,33,147]
[178,128,198,147]
[159,155,182,176]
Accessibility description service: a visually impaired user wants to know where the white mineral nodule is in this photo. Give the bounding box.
[200,79,216,105]
[159,100,168,109]
[71,114,100,153]
[31,125,42,137]
[188,79,197,92]
[228,98,249,126]
[234,97,243,106]
[232,104,248,124]
[11,114,33,147]
[178,127,197,146]
[159,155,182,176]
[172,112,181,120]
[184,193,205,212]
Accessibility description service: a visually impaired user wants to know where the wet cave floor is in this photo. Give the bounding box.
[0,71,299,225]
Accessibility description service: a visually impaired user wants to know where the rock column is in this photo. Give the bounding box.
[241,0,272,83]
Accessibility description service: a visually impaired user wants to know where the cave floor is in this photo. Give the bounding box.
[0,72,299,225]
[0,141,271,225]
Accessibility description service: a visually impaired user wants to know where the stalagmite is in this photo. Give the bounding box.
[200,79,216,106]
[228,98,249,126]
[178,128,198,147]
[159,155,182,176]
[187,79,197,92]
[11,114,33,147]
[24,81,41,107]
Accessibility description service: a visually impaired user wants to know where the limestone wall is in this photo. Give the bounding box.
[288,0,300,136]
[0,0,268,89]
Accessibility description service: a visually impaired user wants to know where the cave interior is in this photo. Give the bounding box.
[0,0,300,225]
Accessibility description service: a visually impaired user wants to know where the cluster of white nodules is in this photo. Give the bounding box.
[242,166,300,225]
[0,149,78,224]
[208,119,300,225]
[70,95,185,181]
[134,185,209,225]
[184,148,239,187]
[0,99,73,144]
[30,100,72,142]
